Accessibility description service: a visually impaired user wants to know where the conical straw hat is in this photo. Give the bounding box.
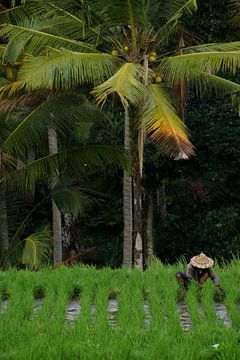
[190,252,214,269]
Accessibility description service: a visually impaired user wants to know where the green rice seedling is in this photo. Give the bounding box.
[185,283,203,328]
[201,282,219,323]
[144,264,165,331]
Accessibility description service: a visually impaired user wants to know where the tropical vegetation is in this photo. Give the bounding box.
[0,0,240,269]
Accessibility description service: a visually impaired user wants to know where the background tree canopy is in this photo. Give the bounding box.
[0,0,240,268]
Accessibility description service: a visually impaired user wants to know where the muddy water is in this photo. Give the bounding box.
[0,298,233,330]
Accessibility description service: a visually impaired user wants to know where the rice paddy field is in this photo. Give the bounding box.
[0,261,240,359]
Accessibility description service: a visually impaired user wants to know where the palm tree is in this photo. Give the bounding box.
[1,0,240,268]
[1,91,128,267]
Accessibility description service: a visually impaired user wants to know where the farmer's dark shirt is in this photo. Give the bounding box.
[185,264,220,286]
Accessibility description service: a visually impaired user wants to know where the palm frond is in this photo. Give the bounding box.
[141,84,193,159]
[92,62,146,107]
[160,51,240,86]
[18,50,120,90]
[90,0,146,27]
[2,94,104,156]
[0,4,31,24]
[0,81,26,97]
[157,0,197,45]
[190,72,240,97]
[184,42,240,54]
[30,1,100,39]
[22,226,52,269]
[53,186,91,217]
[1,144,129,193]
[0,22,98,56]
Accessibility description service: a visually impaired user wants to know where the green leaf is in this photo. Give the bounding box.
[157,0,197,45]
[160,51,240,86]
[92,62,146,107]
[141,84,193,158]
[18,50,119,90]
[22,226,52,269]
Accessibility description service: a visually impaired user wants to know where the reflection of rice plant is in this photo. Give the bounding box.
[1,261,240,358]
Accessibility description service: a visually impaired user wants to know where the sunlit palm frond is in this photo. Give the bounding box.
[0,44,6,58]
[160,51,240,86]
[92,62,145,107]
[142,84,193,159]
[18,50,119,90]
[0,81,26,97]
[157,0,197,45]
[22,226,52,269]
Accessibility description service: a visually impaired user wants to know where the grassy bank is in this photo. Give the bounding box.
[0,261,240,359]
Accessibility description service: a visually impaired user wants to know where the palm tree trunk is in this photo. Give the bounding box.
[0,192,9,256]
[48,127,62,266]
[146,192,154,264]
[123,106,133,268]
[133,55,149,270]
[133,165,143,269]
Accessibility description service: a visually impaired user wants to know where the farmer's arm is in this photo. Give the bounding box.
[209,268,221,294]
[209,268,220,286]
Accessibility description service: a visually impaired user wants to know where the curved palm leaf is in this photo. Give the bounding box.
[141,84,193,158]
[160,51,240,85]
[183,41,240,54]
[0,81,26,97]
[0,144,129,193]
[157,0,197,46]
[92,62,145,107]
[1,93,106,156]
[22,226,52,269]
[18,50,120,90]
[0,21,98,56]
[53,186,91,217]
[0,4,31,24]
[190,72,240,97]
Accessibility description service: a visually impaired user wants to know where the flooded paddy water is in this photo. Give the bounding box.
[0,297,233,330]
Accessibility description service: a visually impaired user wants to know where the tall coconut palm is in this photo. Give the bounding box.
[1,0,240,268]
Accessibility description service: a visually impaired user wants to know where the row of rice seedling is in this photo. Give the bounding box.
[0,261,240,359]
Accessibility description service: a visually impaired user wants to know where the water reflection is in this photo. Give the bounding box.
[214,303,232,327]
[0,296,233,331]
[66,299,81,321]
[176,301,192,331]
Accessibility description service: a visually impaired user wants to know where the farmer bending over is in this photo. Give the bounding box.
[176,252,221,294]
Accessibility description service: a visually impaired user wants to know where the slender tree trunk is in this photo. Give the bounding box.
[146,192,154,264]
[48,127,62,266]
[133,165,143,269]
[123,106,133,268]
[0,192,9,257]
[133,55,149,270]
[62,210,74,250]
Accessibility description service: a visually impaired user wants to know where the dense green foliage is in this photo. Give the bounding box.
[0,0,240,267]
